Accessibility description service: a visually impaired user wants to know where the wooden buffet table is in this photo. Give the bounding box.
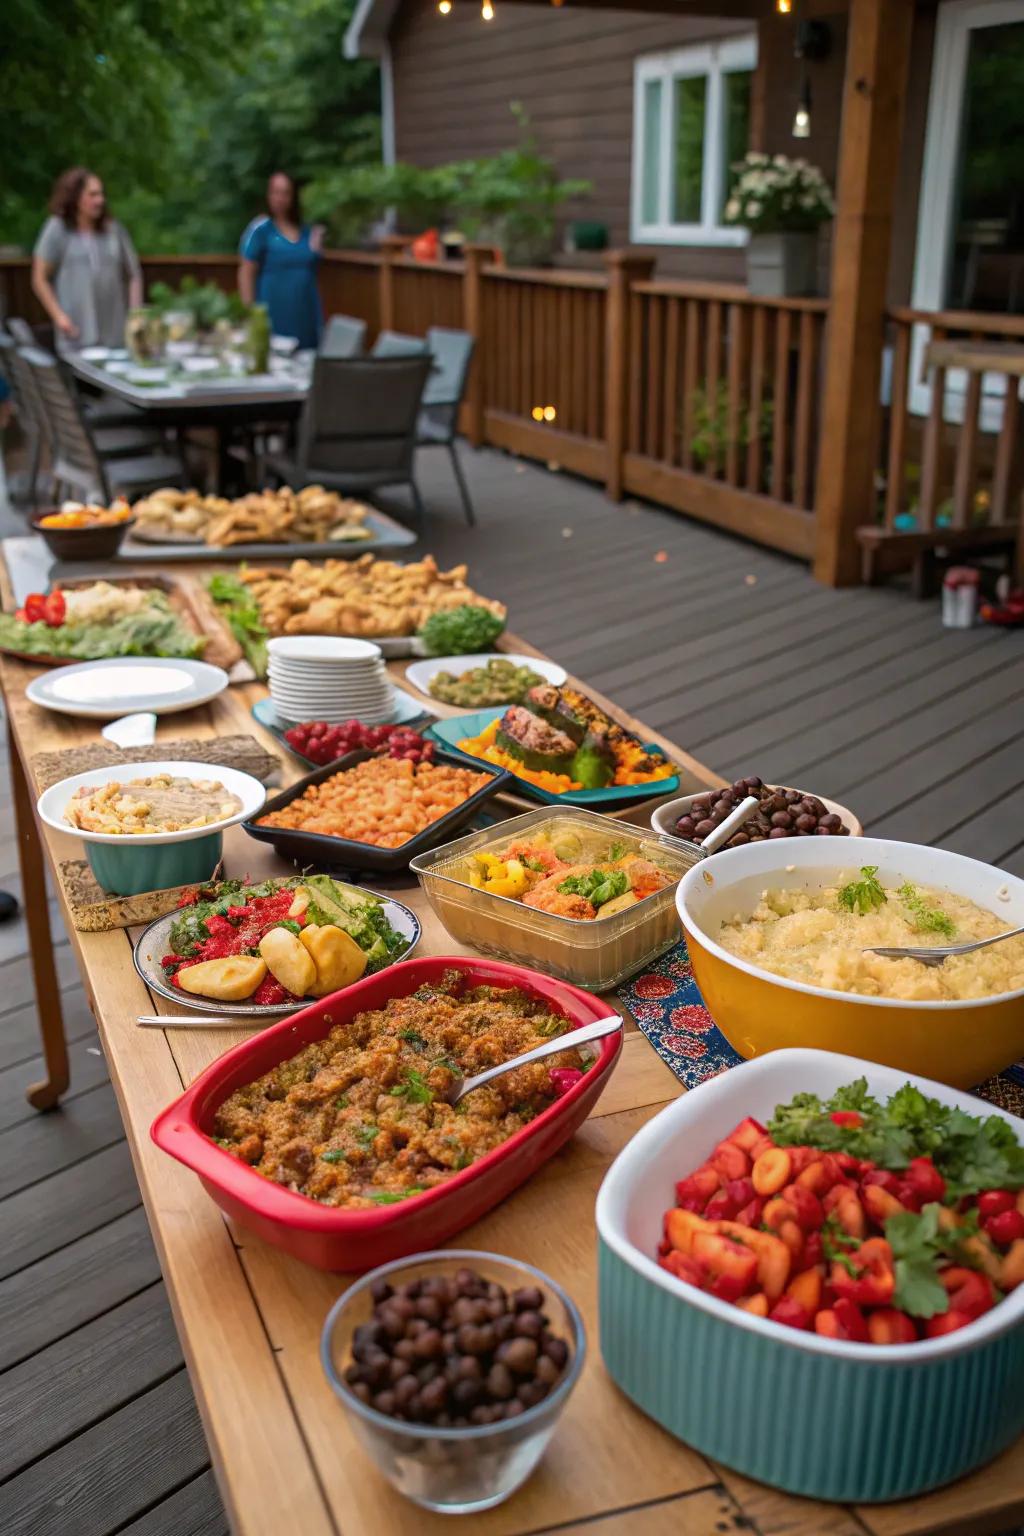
[2,551,1023,1536]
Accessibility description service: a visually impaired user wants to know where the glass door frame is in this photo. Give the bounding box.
[909,0,1024,425]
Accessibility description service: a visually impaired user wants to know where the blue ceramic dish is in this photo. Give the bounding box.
[425,707,680,808]
[595,1048,1024,1502]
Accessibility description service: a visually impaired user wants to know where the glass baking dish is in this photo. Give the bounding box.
[409,807,699,990]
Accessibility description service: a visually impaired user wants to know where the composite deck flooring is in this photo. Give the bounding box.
[0,442,1022,1535]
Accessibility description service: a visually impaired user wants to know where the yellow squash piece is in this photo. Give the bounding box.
[259,926,316,997]
[599,891,639,918]
[176,955,267,1001]
[299,923,368,997]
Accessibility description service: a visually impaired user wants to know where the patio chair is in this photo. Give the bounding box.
[20,346,187,504]
[319,315,367,358]
[371,330,428,357]
[266,354,432,528]
[0,329,51,508]
[7,315,160,433]
[416,326,477,527]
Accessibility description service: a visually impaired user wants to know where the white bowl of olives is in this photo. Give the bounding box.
[651,776,862,852]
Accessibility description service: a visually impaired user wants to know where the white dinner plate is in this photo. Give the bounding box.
[79,346,111,362]
[26,657,229,720]
[268,636,382,663]
[404,653,567,698]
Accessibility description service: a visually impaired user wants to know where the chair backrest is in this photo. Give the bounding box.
[21,347,107,500]
[319,314,367,359]
[298,355,431,479]
[371,329,428,358]
[5,316,40,348]
[1,332,50,445]
[422,326,474,409]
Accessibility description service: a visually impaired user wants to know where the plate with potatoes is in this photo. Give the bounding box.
[133,873,420,1016]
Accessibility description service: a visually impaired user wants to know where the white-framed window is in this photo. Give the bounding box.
[909,0,1024,423]
[630,35,757,247]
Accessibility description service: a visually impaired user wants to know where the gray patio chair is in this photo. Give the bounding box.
[20,346,187,504]
[8,315,159,432]
[0,329,51,508]
[319,315,367,358]
[416,326,477,527]
[4,316,40,347]
[371,330,428,357]
[266,354,432,528]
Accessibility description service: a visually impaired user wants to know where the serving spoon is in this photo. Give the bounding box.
[864,923,1024,968]
[444,1015,623,1105]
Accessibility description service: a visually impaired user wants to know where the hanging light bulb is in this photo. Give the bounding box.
[481,0,494,18]
[438,0,452,12]
[792,76,811,138]
[776,0,792,12]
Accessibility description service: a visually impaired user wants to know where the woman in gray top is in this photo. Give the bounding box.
[31,167,142,349]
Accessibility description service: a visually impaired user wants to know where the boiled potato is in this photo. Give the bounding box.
[300,923,367,997]
[176,955,267,1000]
[288,887,310,919]
[599,891,639,918]
[259,926,316,997]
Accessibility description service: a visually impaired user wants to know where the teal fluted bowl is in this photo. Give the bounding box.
[85,831,224,898]
[595,1049,1024,1502]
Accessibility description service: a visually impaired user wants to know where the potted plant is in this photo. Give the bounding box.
[723,153,834,298]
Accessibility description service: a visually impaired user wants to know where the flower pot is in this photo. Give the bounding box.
[746,231,818,299]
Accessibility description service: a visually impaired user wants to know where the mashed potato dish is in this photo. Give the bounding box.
[718,866,1024,1001]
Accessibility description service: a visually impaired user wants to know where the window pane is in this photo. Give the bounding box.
[948,21,1024,313]
[641,78,663,225]
[673,75,706,224]
[722,68,752,215]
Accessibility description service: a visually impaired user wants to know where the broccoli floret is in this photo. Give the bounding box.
[418,605,505,656]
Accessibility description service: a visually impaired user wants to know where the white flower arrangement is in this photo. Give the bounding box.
[723,152,834,234]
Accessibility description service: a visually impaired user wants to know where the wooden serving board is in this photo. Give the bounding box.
[31,732,281,792]
[55,857,223,933]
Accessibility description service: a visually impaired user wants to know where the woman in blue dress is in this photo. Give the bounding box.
[237,172,323,350]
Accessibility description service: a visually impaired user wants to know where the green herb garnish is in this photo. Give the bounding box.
[821,1213,862,1277]
[274,919,302,936]
[838,865,888,915]
[334,1095,349,1109]
[897,883,956,938]
[356,1123,379,1147]
[534,1018,567,1038]
[320,1148,347,1164]
[523,857,547,873]
[607,841,627,861]
[400,1030,428,1051]
[390,1069,434,1105]
[367,1186,426,1205]
[557,868,630,908]
[885,1203,982,1318]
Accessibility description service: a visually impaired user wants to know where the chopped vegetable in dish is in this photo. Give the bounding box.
[457,827,672,920]
[429,656,546,708]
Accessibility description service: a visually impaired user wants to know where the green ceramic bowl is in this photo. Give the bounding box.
[595,1049,1024,1502]
[84,831,224,897]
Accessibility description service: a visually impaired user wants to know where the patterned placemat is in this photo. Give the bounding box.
[618,939,1024,1117]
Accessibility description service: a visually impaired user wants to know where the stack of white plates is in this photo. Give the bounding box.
[267,636,396,725]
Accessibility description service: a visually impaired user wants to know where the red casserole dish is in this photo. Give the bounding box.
[151,955,622,1272]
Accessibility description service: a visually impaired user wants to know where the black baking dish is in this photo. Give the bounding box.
[241,746,512,873]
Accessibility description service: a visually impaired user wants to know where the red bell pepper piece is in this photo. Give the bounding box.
[800,1231,824,1271]
[925,1309,972,1339]
[704,1187,742,1222]
[768,1296,812,1330]
[782,1182,824,1232]
[940,1267,994,1319]
[712,1140,751,1182]
[984,1208,1024,1247]
[903,1156,946,1204]
[861,1167,902,1196]
[830,1237,895,1307]
[726,1116,767,1152]
[658,1250,707,1288]
[867,1308,917,1345]
[833,1297,869,1341]
[691,1232,759,1295]
[733,1196,766,1229]
[830,1110,863,1127]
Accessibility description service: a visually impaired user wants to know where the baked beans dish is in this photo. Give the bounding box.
[212,972,587,1206]
[256,756,492,849]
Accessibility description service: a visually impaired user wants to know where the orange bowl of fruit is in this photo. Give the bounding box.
[33,501,135,561]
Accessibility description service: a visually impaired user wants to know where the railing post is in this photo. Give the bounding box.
[378,235,406,333]
[812,0,913,585]
[604,249,654,501]
[462,244,492,448]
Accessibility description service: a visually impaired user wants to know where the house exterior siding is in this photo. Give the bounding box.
[386,0,936,300]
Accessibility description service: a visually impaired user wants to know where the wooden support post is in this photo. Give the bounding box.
[462,244,492,448]
[378,235,406,333]
[812,0,914,585]
[604,249,654,501]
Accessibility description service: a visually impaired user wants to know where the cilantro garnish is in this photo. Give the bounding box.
[320,1148,347,1164]
[838,866,888,914]
[885,1203,983,1318]
[367,1186,425,1205]
[557,868,630,907]
[335,1095,349,1109]
[390,1069,434,1105]
[400,1030,428,1051]
[897,883,956,939]
[821,1213,862,1277]
[355,1123,379,1147]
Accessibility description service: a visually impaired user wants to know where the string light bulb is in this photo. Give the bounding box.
[481,0,494,18]
[776,0,792,12]
[438,0,452,12]
[792,75,811,137]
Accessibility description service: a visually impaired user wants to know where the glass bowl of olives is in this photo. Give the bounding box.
[321,1250,585,1514]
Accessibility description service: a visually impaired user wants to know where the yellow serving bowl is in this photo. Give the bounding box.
[676,835,1024,1088]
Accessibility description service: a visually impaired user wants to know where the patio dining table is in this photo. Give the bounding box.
[1,545,1023,1536]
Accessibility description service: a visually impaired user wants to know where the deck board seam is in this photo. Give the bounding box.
[0,1266,157,1378]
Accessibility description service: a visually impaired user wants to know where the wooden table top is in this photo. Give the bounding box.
[2,549,1022,1536]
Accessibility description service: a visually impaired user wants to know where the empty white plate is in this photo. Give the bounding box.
[27,658,229,720]
[268,636,382,662]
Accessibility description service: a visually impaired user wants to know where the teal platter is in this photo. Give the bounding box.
[424,707,680,808]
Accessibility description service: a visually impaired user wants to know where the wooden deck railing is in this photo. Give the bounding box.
[4,247,1019,580]
[862,306,1024,580]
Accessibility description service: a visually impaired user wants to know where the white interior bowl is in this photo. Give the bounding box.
[651,785,863,844]
[38,759,266,847]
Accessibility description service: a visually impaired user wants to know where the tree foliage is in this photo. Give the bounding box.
[1,0,380,253]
